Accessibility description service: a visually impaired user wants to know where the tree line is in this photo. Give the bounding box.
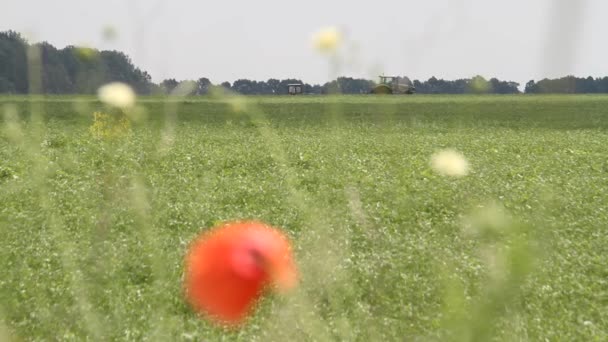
[0,31,153,94]
[525,76,608,94]
[2,31,608,95]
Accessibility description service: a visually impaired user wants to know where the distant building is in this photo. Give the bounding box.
[288,83,304,95]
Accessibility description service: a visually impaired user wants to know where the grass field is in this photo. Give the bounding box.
[1,95,607,341]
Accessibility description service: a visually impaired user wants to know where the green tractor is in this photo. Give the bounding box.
[371,75,415,94]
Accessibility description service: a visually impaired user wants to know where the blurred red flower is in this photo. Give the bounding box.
[184,221,297,326]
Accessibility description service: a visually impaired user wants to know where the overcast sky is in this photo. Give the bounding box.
[1,0,606,86]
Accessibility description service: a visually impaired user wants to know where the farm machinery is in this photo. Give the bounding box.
[371,75,415,94]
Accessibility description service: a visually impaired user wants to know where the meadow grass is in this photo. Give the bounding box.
[1,95,607,341]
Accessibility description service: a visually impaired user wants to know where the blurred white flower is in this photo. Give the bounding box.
[97,82,136,109]
[431,149,469,177]
[311,27,342,54]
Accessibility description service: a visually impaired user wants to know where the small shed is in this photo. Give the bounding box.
[288,83,304,95]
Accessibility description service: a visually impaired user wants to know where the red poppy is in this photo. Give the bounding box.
[184,221,297,325]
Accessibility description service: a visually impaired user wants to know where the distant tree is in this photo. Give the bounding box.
[132,70,153,94]
[425,76,443,94]
[525,80,538,93]
[489,78,520,94]
[597,77,608,93]
[99,50,152,94]
[160,79,179,94]
[321,80,340,94]
[232,79,255,94]
[305,83,322,94]
[413,79,424,92]
[267,78,281,94]
[37,42,72,93]
[100,50,135,83]
[576,76,597,93]
[528,76,578,93]
[196,77,212,95]
[335,77,374,94]
[148,83,165,95]
[255,80,266,94]
[0,31,28,93]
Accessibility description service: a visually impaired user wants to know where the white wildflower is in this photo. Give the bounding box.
[431,149,469,177]
[97,82,136,109]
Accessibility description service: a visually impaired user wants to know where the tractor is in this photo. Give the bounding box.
[371,75,415,94]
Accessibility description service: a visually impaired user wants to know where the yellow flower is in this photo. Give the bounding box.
[311,27,342,54]
[89,111,131,139]
[97,82,136,109]
[430,149,469,177]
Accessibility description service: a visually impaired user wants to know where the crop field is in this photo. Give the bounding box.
[1,95,607,341]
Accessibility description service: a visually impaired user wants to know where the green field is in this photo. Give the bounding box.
[1,95,607,341]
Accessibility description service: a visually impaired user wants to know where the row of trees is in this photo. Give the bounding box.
[0,31,154,94]
[413,76,520,94]
[155,76,519,95]
[525,76,608,94]
[3,31,608,95]
[158,78,324,95]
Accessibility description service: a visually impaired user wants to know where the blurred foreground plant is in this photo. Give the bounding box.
[311,27,342,54]
[439,204,539,342]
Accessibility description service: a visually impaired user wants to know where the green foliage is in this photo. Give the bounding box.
[0,31,28,93]
[0,95,607,341]
[414,76,520,94]
[525,76,608,94]
[0,31,154,95]
[89,111,131,139]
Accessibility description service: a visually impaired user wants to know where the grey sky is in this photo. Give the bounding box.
[2,0,606,86]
